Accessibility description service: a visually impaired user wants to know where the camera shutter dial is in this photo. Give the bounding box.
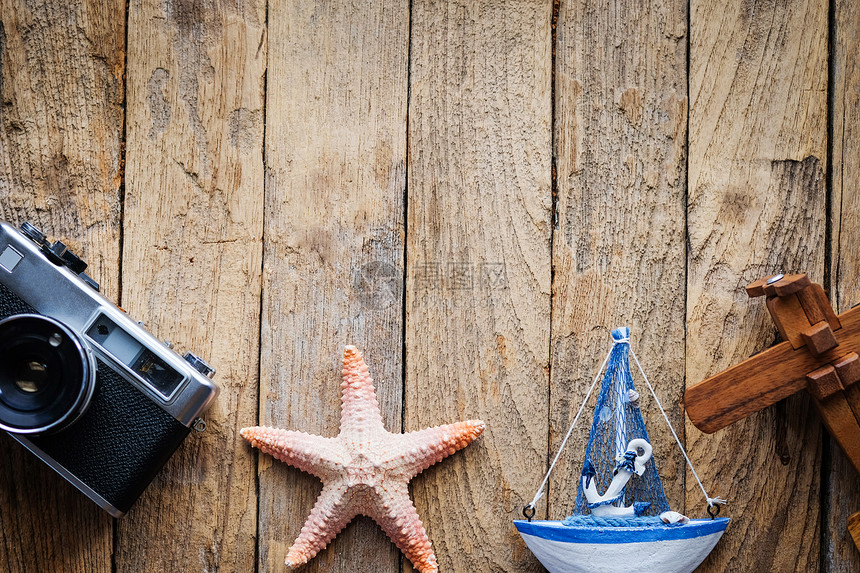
[19,222,98,290]
[20,222,47,245]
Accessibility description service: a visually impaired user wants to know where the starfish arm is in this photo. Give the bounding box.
[369,482,438,573]
[392,420,485,479]
[285,481,357,569]
[240,426,345,479]
[339,346,386,434]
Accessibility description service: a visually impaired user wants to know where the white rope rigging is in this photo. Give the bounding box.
[526,347,613,511]
[525,331,726,515]
[628,348,726,508]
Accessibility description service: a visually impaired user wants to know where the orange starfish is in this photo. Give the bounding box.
[241,345,485,572]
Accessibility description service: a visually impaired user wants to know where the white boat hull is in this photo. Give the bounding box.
[514,518,729,573]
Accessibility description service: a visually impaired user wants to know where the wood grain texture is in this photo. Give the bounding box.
[551,0,688,520]
[406,2,552,570]
[259,2,408,571]
[0,0,125,298]
[119,0,265,570]
[828,0,860,568]
[768,292,816,349]
[807,366,844,402]
[0,1,124,571]
[834,352,860,387]
[845,384,860,428]
[803,321,839,357]
[1,1,860,571]
[687,0,828,569]
[765,273,812,297]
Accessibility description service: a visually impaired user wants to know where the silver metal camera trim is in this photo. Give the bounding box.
[0,221,219,427]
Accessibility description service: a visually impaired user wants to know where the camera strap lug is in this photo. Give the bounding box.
[192,417,207,432]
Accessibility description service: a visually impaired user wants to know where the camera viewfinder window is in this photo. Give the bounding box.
[86,314,184,398]
[129,350,183,397]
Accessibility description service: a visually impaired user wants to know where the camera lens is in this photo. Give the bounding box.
[0,314,96,434]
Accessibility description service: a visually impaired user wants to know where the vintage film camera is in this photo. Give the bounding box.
[0,221,218,516]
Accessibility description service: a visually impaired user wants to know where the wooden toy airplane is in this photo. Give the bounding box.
[685,273,860,552]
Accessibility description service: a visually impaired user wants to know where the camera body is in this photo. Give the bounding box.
[0,221,218,517]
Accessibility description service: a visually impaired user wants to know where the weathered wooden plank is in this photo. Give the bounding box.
[0,1,124,571]
[259,2,408,571]
[687,0,828,569]
[117,0,265,570]
[0,0,125,297]
[551,0,688,522]
[406,2,552,570]
[828,0,860,567]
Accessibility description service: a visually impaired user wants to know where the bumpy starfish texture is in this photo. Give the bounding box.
[241,345,485,573]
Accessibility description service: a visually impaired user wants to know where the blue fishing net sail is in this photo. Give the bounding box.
[571,327,670,517]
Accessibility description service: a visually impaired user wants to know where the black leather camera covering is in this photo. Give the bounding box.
[0,281,36,316]
[30,359,191,513]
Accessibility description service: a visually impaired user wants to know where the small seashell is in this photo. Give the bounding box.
[598,404,612,422]
[659,510,690,525]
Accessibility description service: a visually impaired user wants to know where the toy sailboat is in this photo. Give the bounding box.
[515,327,729,573]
